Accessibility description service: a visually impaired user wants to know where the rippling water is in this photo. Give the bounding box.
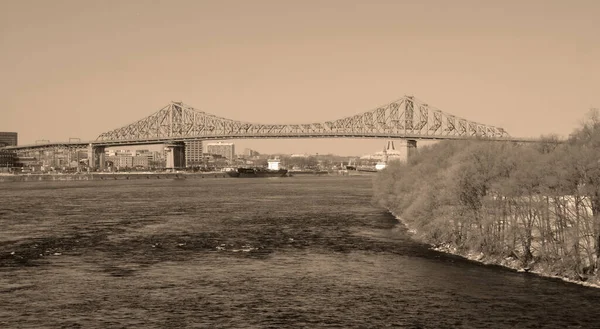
[1,176,600,328]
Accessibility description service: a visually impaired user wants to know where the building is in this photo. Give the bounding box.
[132,156,149,168]
[106,155,148,169]
[243,148,260,158]
[201,153,228,168]
[206,142,235,161]
[360,140,410,163]
[267,159,281,170]
[105,149,133,157]
[0,132,18,147]
[107,156,133,168]
[104,149,155,170]
[0,149,16,170]
[357,140,415,170]
[135,149,153,161]
[14,156,39,168]
[185,140,203,167]
[73,150,88,167]
[151,151,165,168]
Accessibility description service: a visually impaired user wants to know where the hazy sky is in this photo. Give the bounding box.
[2,0,598,155]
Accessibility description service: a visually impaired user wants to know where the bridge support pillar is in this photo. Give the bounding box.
[165,143,185,170]
[87,144,106,171]
[407,139,417,160]
[384,139,417,163]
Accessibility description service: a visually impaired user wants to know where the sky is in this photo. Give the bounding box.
[1,0,598,156]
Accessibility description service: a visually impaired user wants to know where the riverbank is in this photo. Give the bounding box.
[0,172,231,182]
[390,211,600,289]
[0,169,377,183]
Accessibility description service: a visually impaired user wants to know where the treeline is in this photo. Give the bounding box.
[374,110,600,281]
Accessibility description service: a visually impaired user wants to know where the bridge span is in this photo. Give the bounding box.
[2,95,537,170]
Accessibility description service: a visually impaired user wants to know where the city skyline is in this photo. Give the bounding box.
[2,0,598,155]
[99,140,395,158]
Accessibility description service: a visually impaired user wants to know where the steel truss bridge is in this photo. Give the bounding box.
[6,95,524,151]
[95,95,511,144]
[3,95,537,169]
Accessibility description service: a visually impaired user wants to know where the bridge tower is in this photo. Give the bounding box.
[383,139,418,163]
[87,144,106,171]
[164,143,186,170]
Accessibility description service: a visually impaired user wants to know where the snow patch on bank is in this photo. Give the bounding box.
[389,210,600,289]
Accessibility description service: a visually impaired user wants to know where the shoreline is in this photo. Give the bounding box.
[0,172,231,182]
[0,170,375,183]
[389,210,600,290]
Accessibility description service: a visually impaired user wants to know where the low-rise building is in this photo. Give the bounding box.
[0,149,16,171]
[132,156,149,168]
[14,156,40,168]
[107,156,132,169]
[104,149,155,170]
[206,142,235,161]
[243,148,260,158]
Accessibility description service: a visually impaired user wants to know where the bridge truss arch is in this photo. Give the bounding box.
[96,96,509,143]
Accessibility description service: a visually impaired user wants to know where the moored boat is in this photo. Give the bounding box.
[226,167,288,178]
[287,170,329,176]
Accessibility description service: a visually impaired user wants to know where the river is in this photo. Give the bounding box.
[1,176,600,328]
